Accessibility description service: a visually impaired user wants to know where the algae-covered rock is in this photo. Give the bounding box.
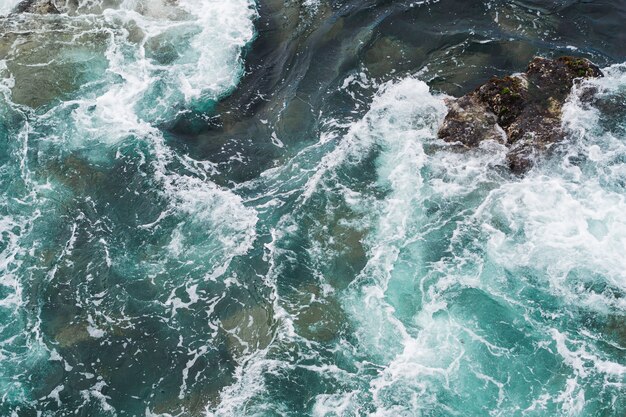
[438,94,505,148]
[438,56,603,173]
[15,0,60,14]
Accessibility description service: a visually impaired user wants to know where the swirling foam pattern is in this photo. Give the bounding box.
[0,0,625,416]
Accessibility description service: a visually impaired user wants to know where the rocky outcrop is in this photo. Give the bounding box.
[15,0,60,14]
[438,56,603,173]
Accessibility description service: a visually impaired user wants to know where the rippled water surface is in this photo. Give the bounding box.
[0,0,625,416]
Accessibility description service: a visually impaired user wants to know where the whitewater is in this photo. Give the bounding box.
[0,0,624,416]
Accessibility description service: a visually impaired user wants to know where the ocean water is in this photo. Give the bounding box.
[0,0,625,416]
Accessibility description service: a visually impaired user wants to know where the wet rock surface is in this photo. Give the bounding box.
[15,0,60,14]
[438,56,603,173]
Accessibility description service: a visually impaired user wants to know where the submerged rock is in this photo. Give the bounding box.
[438,56,603,173]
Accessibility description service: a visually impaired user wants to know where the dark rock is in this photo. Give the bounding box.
[438,95,506,147]
[438,56,603,173]
[15,0,60,14]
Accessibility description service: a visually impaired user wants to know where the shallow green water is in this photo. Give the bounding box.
[0,0,625,416]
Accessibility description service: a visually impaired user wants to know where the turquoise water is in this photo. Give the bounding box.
[0,0,625,416]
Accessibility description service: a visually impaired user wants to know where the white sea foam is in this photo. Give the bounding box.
[176,0,256,102]
[3,0,625,412]
[473,65,626,313]
[0,0,19,15]
[211,77,452,416]
[314,64,625,416]
[0,0,259,412]
[342,78,448,361]
[50,0,261,276]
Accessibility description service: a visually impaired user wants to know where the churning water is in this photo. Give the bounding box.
[0,0,625,416]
